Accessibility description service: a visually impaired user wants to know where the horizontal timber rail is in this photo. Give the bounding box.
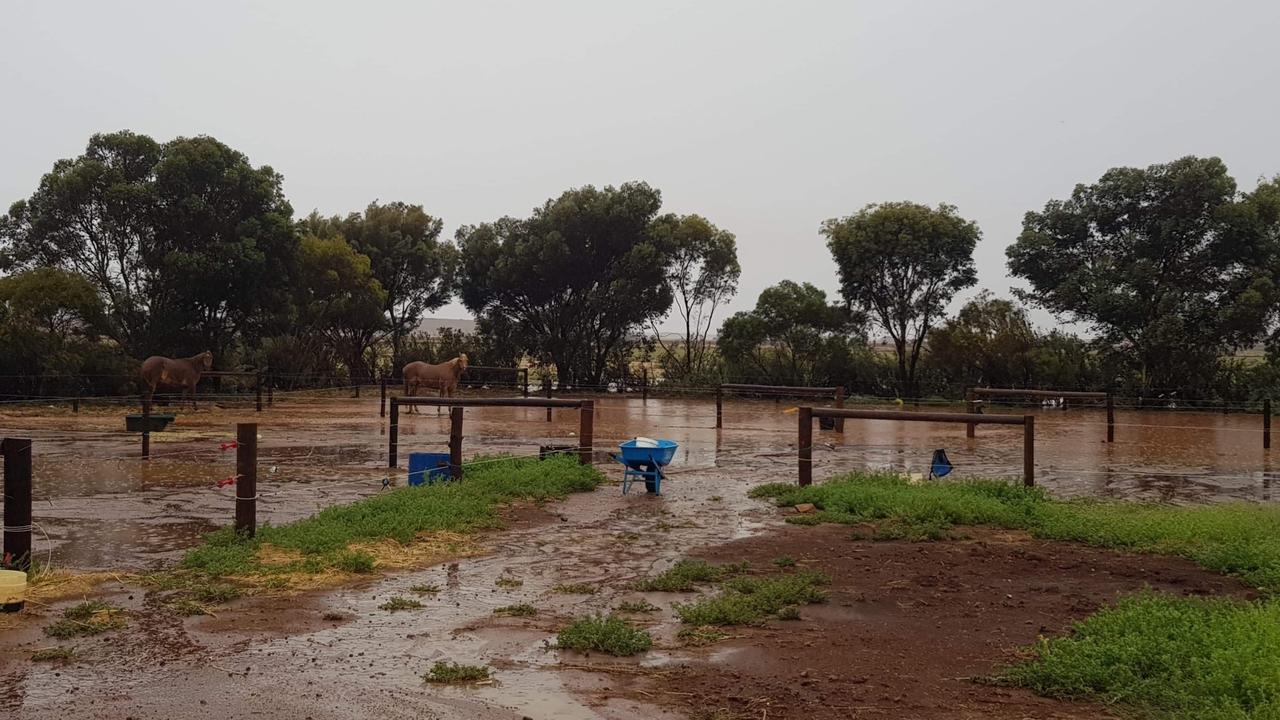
[966,387,1112,442]
[798,407,1035,488]
[718,383,845,432]
[388,396,594,471]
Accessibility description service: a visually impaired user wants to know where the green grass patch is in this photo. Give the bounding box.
[1006,592,1280,720]
[674,570,827,626]
[633,560,749,592]
[614,599,659,613]
[495,576,523,588]
[379,596,423,611]
[423,661,491,684]
[409,583,440,594]
[494,603,539,617]
[30,646,75,662]
[556,615,653,656]
[44,600,127,638]
[166,598,212,617]
[181,455,603,579]
[773,555,796,567]
[751,471,1280,591]
[552,583,597,595]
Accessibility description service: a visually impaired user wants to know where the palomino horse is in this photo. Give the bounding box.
[140,351,213,409]
[402,354,468,413]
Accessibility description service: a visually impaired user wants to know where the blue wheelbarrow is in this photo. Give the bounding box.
[611,439,678,495]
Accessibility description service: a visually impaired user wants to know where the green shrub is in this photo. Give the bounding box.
[556,615,653,656]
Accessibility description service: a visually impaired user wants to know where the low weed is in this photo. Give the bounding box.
[166,599,212,617]
[379,596,423,612]
[44,600,126,638]
[556,615,653,656]
[552,583,597,595]
[409,583,440,594]
[772,556,796,568]
[634,560,748,592]
[614,599,659,613]
[30,646,75,662]
[674,571,827,626]
[494,603,539,617]
[677,626,730,647]
[495,576,523,589]
[423,661,490,684]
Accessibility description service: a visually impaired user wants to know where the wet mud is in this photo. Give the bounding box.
[0,393,1273,718]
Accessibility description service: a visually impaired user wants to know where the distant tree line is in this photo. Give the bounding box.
[3,131,1279,403]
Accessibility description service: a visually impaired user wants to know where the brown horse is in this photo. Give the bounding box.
[403,354,468,413]
[140,351,213,409]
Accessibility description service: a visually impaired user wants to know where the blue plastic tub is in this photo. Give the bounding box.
[408,452,451,486]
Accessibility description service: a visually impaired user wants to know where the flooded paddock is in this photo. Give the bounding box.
[0,392,1276,570]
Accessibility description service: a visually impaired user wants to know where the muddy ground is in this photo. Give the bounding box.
[0,393,1271,717]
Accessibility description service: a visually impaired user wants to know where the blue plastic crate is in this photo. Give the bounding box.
[408,452,451,486]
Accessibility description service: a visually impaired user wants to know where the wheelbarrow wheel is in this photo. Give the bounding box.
[643,462,658,493]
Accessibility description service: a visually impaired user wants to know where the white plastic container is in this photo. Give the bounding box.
[0,569,26,611]
[633,437,659,448]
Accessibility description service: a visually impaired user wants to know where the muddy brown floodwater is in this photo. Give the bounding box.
[0,392,1273,719]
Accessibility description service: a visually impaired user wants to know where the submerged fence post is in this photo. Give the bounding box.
[1106,393,1115,443]
[798,406,813,486]
[449,406,463,481]
[388,399,399,468]
[1023,415,1035,487]
[834,386,845,433]
[715,385,723,429]
[141,396,151,459]
[579,400,594,466]
[1266,398,1272,451]
[965,389,976,438]
[235,423,257,537]
[2,437,33,573]
[642,368,649,402]
[380,375,387,418]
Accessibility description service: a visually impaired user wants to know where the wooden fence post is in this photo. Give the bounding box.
[388,399,399,468]
[1023,415,1035,487]
[521,368,530,398]
[449,407,463,481]
[141,396,151,459]
[965,389,976,438]
[642,368,649,402]
[715,385,723,429]
[1,437,33,573]
[1265,398,1272,451]
[72,397,80,413]
[1106,393,1115,443]
[545,377,552,422]
[380,375,387,418]
[235,423,258,538]
[834,386,845,433]
[255,374,263,412]
[579,400,594,466]
[267,377,273,407]
[798,406,813,486]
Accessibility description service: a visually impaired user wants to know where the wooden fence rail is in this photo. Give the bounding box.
[798,407,1035,488]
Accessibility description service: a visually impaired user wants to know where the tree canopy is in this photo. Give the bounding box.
[649,213,740,383]
[823,202,979,396]
[718,280,858,386]
[301,201,456,363]
[0,131,296,359]
[1007,156,1280,395]
[456,182,673,385]
[294,234,388,378]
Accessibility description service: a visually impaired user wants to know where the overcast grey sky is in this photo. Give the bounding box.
[3,0,1278,334]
